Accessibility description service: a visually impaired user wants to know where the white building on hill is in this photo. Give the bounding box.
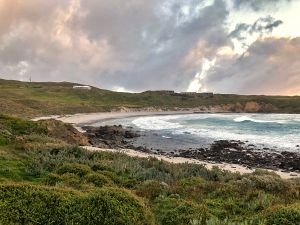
[73,85,92,90]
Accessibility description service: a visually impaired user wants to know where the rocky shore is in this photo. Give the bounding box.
[82,125,140,149]
[83,125,300,174]
[177,140,300,173]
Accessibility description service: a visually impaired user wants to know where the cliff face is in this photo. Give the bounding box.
[205,101,278,113]
[115,101,278,113]
[243,101,278,113]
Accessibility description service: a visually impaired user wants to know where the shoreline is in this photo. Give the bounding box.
[34,111,300,179]
[83,146,300,179]
[33,110,194,125]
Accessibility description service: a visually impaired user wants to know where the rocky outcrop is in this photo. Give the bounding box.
[243,101,278,113]
[39,119,89,145]
[83,125,140,149]
[244,101,260,112]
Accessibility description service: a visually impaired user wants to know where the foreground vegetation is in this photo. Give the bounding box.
[0,114,300,224]
[1,78,300,118]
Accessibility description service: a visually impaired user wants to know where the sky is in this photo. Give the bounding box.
[0,0,300,95]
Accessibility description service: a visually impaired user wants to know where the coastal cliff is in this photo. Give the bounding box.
[115,101,278,113]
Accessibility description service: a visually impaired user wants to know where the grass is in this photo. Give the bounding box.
[1,78,300,118]
[0,114,300,224]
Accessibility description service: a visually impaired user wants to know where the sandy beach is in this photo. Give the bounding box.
[33,111,193,124]
[33,111,300,179]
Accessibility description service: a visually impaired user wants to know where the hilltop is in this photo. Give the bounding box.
[1,78,300,118]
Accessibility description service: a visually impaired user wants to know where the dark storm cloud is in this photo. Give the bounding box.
[234,0,295,11]
[230,16,283,40]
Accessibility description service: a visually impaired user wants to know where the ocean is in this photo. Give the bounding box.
[89,113,300,152]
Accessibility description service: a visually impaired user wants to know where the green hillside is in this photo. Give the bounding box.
[0,79,300,118]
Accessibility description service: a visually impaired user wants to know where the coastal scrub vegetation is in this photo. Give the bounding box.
[0,114,300,224]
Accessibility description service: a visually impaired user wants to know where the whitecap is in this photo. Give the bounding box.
[233,116,280,124]
[132,116,183,130]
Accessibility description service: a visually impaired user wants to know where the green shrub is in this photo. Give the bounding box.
[152,197,209,225]
[136,180,168,200]
[44,173,63,186]
[60,173,83,189]
[85,173,111,187]
[252,169,280,177]
[66,187,155,225]
[265,204,300,225]
[0,136,10,145]
[245,175,289,192]
[56,163,91,177]
[0,114,46,136]
[0,184,72,225]
[25,161,44,177]
[91,163,113,172]
[178,177,206,187]
[0,184,154,225]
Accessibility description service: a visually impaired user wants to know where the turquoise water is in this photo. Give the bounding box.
[93,113,300,152]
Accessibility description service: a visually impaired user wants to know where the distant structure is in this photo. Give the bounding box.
[180,92,198,96]
[180,92,214,98]
[73,85,92,90]
[144,90,175,94]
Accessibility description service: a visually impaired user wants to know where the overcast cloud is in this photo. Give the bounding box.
[0,0,299,94]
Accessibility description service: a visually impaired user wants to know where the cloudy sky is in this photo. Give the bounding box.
[0,0,300,95]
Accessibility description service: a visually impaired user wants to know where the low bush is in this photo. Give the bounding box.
[67,187,155,225]
[0,136,9,145]
[84,172,111,187]
[0,184,72,225]
[152,197,210,225]
[0,114,46,136]
[246,174,290,192]
[44,173,63,186]
[0,184,155,225]
[265,204,300,225]
[136,180,168,200]
[56,163,91,177]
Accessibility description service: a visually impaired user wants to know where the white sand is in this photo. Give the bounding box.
[33,111,192,124]
[34,111,300,179]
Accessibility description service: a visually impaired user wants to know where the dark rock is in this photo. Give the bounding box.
[176,140,300,173]
[83,125,140,149]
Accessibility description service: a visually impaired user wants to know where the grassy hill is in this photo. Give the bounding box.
[1,78,300,118]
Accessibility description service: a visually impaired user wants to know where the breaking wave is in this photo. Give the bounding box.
[132,116,183,130]
[233,116,278,123]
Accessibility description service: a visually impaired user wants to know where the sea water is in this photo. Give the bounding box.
[90,113,300,152]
